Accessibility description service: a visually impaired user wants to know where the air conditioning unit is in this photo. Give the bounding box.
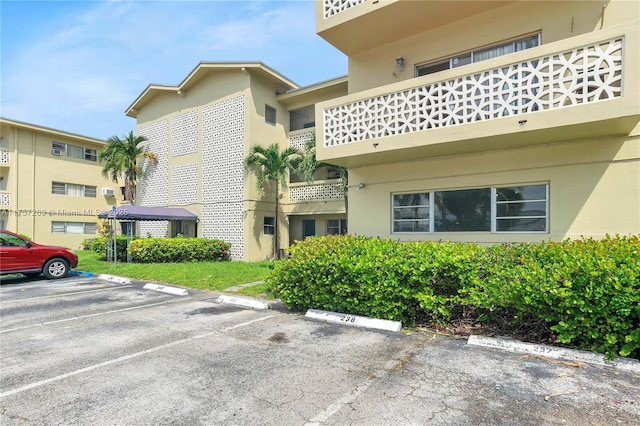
[51,148,63,156]
[101,188,115,196]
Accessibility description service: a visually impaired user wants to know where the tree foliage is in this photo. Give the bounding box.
[98,131,158,204]
[244,143,301,258]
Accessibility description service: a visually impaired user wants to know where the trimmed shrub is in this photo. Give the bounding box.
[462,236,640,360]
[268,235,640,360]
[269,235,483,325]
[89,236,132,261]
[128,237,230,263]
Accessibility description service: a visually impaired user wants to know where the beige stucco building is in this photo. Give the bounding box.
[315,0,639,243]
[126,63,349,261]
[0,118,120,248]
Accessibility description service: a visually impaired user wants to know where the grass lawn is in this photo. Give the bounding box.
[76,250,272,295]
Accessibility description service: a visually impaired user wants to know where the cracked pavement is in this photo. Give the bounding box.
[1,276,638,425]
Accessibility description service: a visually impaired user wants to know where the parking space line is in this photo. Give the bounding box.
[305,355,407,426]
[0,298,190,334]
[0,285,134,303]
[0,314,277,398]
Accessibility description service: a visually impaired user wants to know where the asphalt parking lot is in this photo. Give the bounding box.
[1,276,638,425]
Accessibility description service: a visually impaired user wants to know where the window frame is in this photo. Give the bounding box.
[265,105,277,126]
[51,221,97,235]
[51,141,98,162]
[326,219,347,235]
[392,183,549,234]
[416,32,541,77]
[52,181,97,198]
[263,217,275,235]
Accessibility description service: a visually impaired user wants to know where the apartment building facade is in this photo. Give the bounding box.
[126,63,348,261]
[315,0,639,243]
[0,118,119,249]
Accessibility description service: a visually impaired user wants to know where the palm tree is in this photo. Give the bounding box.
[245,143,301,259]
[297,135,349,213]
[99,131,158,204]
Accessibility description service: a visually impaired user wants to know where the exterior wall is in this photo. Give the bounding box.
[134,69,314,261]
[348,133,640,241]
[347,1,637,93]
[136,71,251,259]
[0,119,115,249]
[243,72,291,261]
[315,0,639,244]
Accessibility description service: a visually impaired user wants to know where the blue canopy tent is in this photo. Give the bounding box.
[97,206,199,263]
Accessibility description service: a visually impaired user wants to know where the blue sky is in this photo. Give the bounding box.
[1,0,347,140]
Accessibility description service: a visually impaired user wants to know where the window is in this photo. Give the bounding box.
[51,221,97,234]
[494,185,548,232]
[327,219,347,235]
[416,33,540,77]
[392,184,548,233]
[52,182,97,198]
[51,142,97,162]
[434,188,491,232]
[265,105,276,125]
[264,217,275,235]
[326,166,341,180]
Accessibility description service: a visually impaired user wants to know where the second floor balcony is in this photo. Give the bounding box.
[288,128,345,204]
[316,24,640,167]
[317,0,514,55]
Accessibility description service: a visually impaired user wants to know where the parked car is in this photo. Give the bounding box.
[0,229,78,279]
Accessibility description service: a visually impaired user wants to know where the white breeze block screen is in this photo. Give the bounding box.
[138,119,169,237]
[201,95,245,259]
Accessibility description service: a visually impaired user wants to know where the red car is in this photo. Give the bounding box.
[0,229,78,279]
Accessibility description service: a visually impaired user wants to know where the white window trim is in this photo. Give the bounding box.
[391,183,549,234]
[491,185,549,234]
[52,181,97,198]
[415,32,541,77]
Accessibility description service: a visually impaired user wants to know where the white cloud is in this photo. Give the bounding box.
[1,0,345,139]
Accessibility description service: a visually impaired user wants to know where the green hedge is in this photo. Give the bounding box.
[128,237,230,263]
[87,236,133,261]
[267,235,640,360]
[85,236,231,263]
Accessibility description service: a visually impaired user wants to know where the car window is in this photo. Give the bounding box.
[0,232,28,247]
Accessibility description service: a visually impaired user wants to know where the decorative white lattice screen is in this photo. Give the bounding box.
[171,163,198,206]
[324,38,623,147]
[201,96,245,259]
[289,182,344,202]
[288,130,315,151]
[138,119,169,237]
[171,110,198,157]
[323,0,367,18]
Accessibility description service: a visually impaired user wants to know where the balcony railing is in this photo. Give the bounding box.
[288,128,315,151]
[289,181,344,202]
[323,37,623,148]
[0,191,9,207]
[0,149,9,165]
[323,0,367,18]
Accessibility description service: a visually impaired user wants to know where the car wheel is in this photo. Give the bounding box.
[43,258,69,279]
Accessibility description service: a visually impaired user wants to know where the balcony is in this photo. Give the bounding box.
[317,0,512,55]
[288,128,315,151]
[317,27,640,168]
[287,128,345,203]
[0,149,9,166]
[289,181,344,203]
